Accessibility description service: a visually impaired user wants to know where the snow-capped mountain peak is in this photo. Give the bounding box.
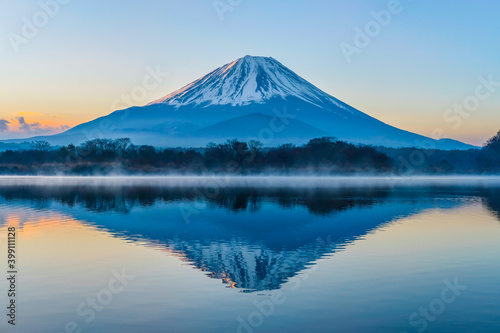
[12,55,475,151]
[148,55,346,108]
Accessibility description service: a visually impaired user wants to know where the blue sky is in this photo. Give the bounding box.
[0,0,499,144]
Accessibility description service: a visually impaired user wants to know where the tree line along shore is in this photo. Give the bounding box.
[0,132,499,175]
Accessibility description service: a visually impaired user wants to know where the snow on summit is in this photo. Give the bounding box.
[149,55,346,108]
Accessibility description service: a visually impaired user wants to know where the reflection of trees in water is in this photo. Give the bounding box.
[481,188,500,220]
[207,189,262,213]
[0,187,155,214]
[0,186,391,215]
[3,185,500,220]
[288,188,388,216]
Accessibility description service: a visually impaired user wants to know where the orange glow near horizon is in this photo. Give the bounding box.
[0,91,496,146]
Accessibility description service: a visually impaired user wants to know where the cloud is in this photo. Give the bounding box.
[15,116,70,134]
[17,116,41,132]
[0,120,10,132]
[56,125,71,131]
[0,115,71,139]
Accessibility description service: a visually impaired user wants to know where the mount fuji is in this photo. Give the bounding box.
[14,55,475,149]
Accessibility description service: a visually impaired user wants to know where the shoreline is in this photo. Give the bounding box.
[0,175,500,188]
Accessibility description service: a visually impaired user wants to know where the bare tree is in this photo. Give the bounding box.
[248,140,263,154]
[31,140,52,152]
[115,138,132,156]
[248,140,263,162]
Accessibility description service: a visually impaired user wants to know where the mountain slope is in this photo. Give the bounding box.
[6,55,477,150]
[191,113,328,142]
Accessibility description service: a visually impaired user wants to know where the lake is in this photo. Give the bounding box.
[0,176,499,333]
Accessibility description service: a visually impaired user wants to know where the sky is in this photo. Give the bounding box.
[0,0,499,145]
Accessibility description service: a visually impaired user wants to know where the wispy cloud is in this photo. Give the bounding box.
[0,120,10,132]
[17,116,41,132]
[0,114,71,139]
[14,116,70,135]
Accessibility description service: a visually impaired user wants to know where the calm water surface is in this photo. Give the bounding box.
[0,177,499,333]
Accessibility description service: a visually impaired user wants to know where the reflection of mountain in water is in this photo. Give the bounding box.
[167,239,333,291]
[0,185,497,291]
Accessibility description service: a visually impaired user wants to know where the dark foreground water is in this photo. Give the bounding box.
[0,177,499,333]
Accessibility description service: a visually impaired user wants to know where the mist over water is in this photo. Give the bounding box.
[1,175,500,188]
